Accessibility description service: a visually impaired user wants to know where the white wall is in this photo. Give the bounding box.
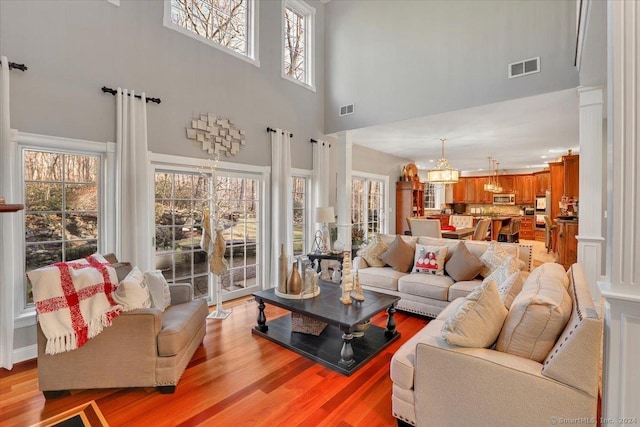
[324,0,579,134]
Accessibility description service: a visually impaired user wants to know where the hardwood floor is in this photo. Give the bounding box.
[0,298,429,427]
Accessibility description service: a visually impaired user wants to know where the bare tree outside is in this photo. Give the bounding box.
[284,5,306,81]
[171,0,248,55]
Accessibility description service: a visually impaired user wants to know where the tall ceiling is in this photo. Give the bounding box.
[348,88,579,174]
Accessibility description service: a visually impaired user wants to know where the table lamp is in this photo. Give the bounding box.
[315,206,335,253]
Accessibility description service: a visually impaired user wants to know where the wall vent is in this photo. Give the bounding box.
[508,57,540,78]
[339,104,355,116]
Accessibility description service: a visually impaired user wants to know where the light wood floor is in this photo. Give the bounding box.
[0,298,429,427]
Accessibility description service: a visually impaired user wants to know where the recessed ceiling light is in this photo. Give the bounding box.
[540,155,547,159]
[429,159,434,163]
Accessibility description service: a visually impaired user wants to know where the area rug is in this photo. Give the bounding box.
[34,400,108,427]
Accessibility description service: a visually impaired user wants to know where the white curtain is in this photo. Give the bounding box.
[0,56,15,370]
[116,89,152,272]
[312,140,331,231]
[270,129,293,287]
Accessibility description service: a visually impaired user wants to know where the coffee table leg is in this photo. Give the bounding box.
[339,328,355,368]
[255,298,268,332]
[385,304,397,338]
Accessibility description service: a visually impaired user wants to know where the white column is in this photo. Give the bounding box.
[335,131,352,251]
[576,86,604,302]
[599,0,640,422]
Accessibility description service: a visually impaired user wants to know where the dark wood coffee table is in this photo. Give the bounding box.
[251,280,400,376]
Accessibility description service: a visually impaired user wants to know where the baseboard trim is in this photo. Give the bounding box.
[14,344,37,364]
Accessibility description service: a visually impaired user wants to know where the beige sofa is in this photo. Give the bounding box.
[354,235,533,318]
[37,261,208,398]
[391,263,602,426]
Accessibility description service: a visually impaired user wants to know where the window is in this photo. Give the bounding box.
[424,183,437,209]
[283,0,315,90]
[292,175,308,256]
[165,0,258,65]
[154,168,262,301]
[352,175,386,245]
[23,150,101,306]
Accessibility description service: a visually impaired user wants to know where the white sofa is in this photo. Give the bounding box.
[354,234,533,318]
[390,263,602,427]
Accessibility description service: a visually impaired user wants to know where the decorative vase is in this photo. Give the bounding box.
[288,262,302,295]
[304,263,319,295]
[278,244,288,294]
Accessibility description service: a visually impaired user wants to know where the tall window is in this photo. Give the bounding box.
[23,150,100,305]
[292,175,308,256]
[424,183,437,209]
[283,0,315,89]
[154,170,261,301]
[165,0,257,64]
[352,176,386,245]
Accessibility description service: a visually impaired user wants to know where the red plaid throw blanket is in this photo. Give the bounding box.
[28,254,122,355]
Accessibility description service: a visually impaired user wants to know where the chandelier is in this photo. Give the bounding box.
[483,157,503,193]
[427,138,459,184]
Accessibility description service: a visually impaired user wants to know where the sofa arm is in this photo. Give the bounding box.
[413,336,597,426]
[170,282,194,304]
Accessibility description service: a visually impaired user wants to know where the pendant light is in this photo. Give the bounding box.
[427,138,459,184]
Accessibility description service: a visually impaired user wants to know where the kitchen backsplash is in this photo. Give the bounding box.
[466,204,525,216]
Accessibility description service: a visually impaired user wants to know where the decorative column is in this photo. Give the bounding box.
[576,86,604,302]
[599,0,640,422]
[335,131,353,252]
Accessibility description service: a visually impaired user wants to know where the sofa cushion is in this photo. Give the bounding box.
[445,242,484,281]
[113,266,151,311]
[357,239,388,267]
[481,255,522,308]
[436,297,467,321]
[358,267,406,291]
[398,273,454,301]
[496,264,572,362]
[380,233,418,248]
[441,280,508,348]
[412,244,448,275]
[379,235,415,273]
[479,241,519,278]
[448,280,482,301]
[390,319,444,390]
[144,270,172,311]
[417,237,459,262]
[157,298,208,357]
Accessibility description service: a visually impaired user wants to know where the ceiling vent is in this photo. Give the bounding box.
[339,104,355,116]
[508,57,540,78]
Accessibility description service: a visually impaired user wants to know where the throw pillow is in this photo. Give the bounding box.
[379,234,415,273]
[481,255,522,308]
[413,244,448,276]
[357,239,388,268]
[496,271,572,362]
[479,242,519,278]
[144,270,172,311]
[444,242,484,281]
[441,279,508,348]
[113,266,151,311]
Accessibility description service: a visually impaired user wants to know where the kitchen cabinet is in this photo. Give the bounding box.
[427,215,450,228]
[497,175,514,194]
[474,177,493,203]
[514,175,534,204]
[520,216,535,240]
[563,155,580,199]
[396,180,425,234]
[452,179,467,203]
[556,219,578,269]
[549,161,564,222]
[465,178,478,203]
[534,171,550,195]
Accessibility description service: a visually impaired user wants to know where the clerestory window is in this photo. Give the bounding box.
[283,0,315,90]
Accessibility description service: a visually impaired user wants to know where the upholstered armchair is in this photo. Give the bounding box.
[36,256,208,398]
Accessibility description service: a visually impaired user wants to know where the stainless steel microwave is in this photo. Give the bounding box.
[493,194,516,205]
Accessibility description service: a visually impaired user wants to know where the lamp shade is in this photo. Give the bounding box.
[315,206,335,223]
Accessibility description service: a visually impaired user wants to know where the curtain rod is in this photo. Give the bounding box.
[0,60,28,72]
[267,127,293,138]
[310,138,331,147]
[101,86,161,104]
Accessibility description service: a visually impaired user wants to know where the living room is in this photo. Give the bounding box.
[1,1,638,426]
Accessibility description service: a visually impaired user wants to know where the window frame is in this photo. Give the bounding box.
[291,168,312,257]
[281,0,316,91]
[351,171,389,244]
[149,152,268,305]
[163,0,260,67]
[11,132,116,329]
